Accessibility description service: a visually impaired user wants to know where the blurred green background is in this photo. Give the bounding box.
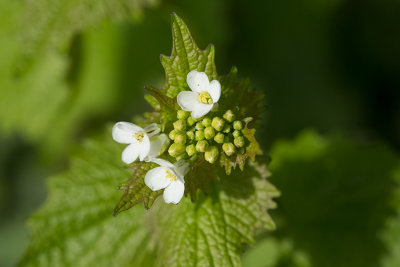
[1,0,399,266]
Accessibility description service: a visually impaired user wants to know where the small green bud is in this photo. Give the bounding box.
[222,124,231,133]
[196,140,209,152]
[176,154,188,161]
[211,117,225,131]
[186,144,197,156]
[223,110,235,122]
[214,133,225,144]
[169,129,177,140]
[204,126,215,140]
[177,110,189,120]
[222,143,236,156]
[205,146,219,164]
[195,130,205,140]
[233,130,242,138]
[187,116,196,126]
[195,122,204,130]
[234,136,245,148]
[233,120,243,130]
[186,131,195,140]
[173,119,186,131]
[168,143,186,157]
[174,132,187,144]
[202,117,212,127]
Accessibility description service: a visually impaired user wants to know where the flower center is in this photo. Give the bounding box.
[165,169,177,182]
[133,131,145,143]
[198,91,213,104]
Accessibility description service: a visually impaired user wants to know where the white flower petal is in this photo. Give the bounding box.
[138,134,151,161]
[163,179,185,204]
[149,158,175,169]
[121,143,140,164]
[112,122,144,144]
[147,134,170,158]
[174,160,190,177]
[144,123,160,137]
[145,167,173,191]
[207,80,221,103]
[187,71,209,93]
[191,103,213,118]
[177,91,199,111]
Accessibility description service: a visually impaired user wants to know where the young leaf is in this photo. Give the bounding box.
[159,13,217,97]
[113,161,162,216]
[20,129,156,266]
[146,162,279,267]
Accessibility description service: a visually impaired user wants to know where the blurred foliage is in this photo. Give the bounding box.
[242,130,399,267]
[0,0,399,266]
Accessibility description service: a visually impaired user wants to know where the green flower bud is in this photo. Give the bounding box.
[234,136,245,148]
[202,117,212,127]
[195,130,205,140]
[223,110,235,122]
[176,154,188,161]
[186,144,197,156]
[187,116,196,126]
[214,133,225,144]
[186,131,195,140]
[204,126,215,140]
[222,143,236,156]
[195,122,204,130]
[168,143,186,157]
[173,119,186,131]
[233,120,243,130]
[205,146,219,164]
[169,129,178,140]
[233,130,242,138]
[222,124,231,133]
[177,110,190,120]
[174,132,187,144]
[211,117,225,131]
[196,140,209,152]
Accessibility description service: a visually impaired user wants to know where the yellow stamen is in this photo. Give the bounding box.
[198,91,213,104]
[165,169,177,182]
[133,131,145,143]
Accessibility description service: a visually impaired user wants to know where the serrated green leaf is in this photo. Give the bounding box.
[159,13,217,97]
[20,129,156,266]
[146,162,279,267]
[113,161,162,216]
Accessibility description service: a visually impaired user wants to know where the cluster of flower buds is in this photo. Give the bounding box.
[167,109,247,164]
[113,70,254,205]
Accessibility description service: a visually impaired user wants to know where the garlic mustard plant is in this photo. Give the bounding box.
[112,13,267,210]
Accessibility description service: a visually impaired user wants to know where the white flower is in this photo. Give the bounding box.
[177,70,221,118]
[145,158,189,204]
[112,122,169,164]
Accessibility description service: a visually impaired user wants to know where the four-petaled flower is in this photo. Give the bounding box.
[112,122,168,164]
[145,158,189,204]
[177,70,221,118]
